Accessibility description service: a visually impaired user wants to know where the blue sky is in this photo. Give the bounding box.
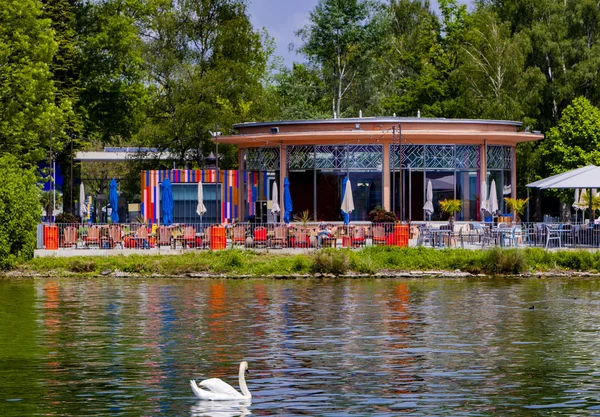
[247,0,474,68]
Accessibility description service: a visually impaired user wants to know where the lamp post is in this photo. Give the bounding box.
[210,125,222,223]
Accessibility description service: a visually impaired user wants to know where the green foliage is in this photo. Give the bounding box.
[311,249,350,276]
[0,0,66,165]
[369,207,396,223]
[0,155,41,269]
[480,247,527,275]
[55,212,78,223]
[296,0,386,117]
[439,199,462,216]
[293,210,314,225]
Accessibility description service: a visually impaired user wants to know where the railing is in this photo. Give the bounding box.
[37,221,600,250]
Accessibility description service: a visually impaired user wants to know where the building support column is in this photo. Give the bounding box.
[280,142,286,219]
[383,143,390,211]
[480,141,487,221]
[512,146,517,199]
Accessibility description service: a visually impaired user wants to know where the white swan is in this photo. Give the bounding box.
[190,361,252,401]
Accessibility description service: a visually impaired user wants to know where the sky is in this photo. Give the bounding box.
[247,0,474,69]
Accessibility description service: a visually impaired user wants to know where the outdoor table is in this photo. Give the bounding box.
[430,229,454,247]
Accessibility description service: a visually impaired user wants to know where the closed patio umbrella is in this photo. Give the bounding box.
[480,180,489,217]
[423,180,434,220]
[109,178,119,223]
[271,181,280,216]
[162,178,173,226]
[488,180,499,216]
[283,177,292,224]
[340,177,354,225]
[79,182,87,222]
[196,181,207,219]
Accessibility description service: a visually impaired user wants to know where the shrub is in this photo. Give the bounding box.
[311,249,350,276]
[0,155,41,269]
[69,259,97,273]
[481,248,527,275]
[369,207,396,223]
[55,213,78,223]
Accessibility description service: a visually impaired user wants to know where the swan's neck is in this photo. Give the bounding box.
[238,365,251,398]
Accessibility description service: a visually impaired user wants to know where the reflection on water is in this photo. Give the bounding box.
[1,277,600,416]
[190,399,251,417]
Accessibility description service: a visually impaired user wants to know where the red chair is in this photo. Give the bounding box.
[253,226,267,247]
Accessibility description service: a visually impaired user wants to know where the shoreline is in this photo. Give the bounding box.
[6,246,600,279]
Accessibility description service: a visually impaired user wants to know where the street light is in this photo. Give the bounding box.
[209,125,222,223]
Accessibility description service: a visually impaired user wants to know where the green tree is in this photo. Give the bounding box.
[0,155,41,269]
[297,0,385,118]
[540,96,600,176]
[139,0,273,168]
[272,63,330,120]
[0,0,65,165]
[76,0,148,144]
[454,9,544,121]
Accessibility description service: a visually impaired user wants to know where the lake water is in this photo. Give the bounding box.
[1,277,600,416]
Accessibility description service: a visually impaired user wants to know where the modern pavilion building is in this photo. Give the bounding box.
[140,117,543,224]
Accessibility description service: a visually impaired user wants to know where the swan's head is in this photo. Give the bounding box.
[241,361,249,374]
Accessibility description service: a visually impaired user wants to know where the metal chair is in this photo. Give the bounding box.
[545,224,561,249]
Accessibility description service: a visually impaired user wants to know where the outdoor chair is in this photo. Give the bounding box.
[417,224,433,247]
[253,226,267,248]
[134,226,150,249]
[231,224,247,247]
[85,226,101,248]
[157,226,172,248]
[372,225,387,245]
[293,227,310,248]
[60,226,78,248]
[481,225,498,248]
[107,224,123,249]
[351,226,366,248]
[545,224,562,249]
[271,226,288,248]
[183,225,196,248]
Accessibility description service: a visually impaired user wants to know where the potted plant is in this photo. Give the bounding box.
[368,207,396,223]
[504,197,530,223]
[439,199,462,227]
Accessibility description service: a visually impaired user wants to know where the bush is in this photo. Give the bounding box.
[369,207,396,223]
[0,155,41,269]
[481,248,527,275]
[311,249,350,276]
[55,213,78,223]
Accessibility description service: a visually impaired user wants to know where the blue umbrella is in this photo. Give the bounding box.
[162,178,173,226]
[109,178,119,223]
[283,177,292,224]
[340,177,354,225]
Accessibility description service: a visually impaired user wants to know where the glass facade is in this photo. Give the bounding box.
[166,183,221,224]
[242,143,513,222]
[391,144,482,221]
[285,144,383,222]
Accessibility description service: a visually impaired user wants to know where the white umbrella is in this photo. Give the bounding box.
[79,183,87,221]
[480,180,489,215]
[423,180,434,219]
[196,181,207,218]
[488,180,499,216]
[341,178,355,214]
[271,181,280,215]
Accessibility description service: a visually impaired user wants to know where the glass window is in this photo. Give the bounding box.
[426,172,455,221]
[168,183,220,224]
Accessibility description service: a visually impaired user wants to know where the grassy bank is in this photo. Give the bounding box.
[9,247,600,278]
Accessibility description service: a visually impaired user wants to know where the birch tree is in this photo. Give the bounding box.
[296,0,384,118]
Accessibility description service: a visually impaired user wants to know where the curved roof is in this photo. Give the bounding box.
[219,117,543,147]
